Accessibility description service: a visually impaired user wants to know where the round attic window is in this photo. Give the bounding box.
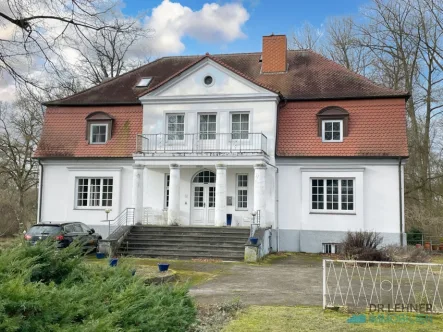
[204,75,214,86]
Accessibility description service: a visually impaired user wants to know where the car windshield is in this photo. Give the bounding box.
[27,226,62,235]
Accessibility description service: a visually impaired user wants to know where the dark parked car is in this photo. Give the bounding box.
[24,222,102,251]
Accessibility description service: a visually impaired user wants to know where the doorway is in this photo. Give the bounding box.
[191,170,216,225]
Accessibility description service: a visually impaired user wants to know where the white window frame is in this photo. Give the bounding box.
[166,113,185,141]
[322,119,343,142]
[231,112,250,140]
[310,178,355,214]
[236,173,248,210]
[75,177,113,209]
[90,123,108,144]
[164,174,170,209]
[198,113,217,140]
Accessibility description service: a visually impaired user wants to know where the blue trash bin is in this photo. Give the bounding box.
[227,214,232,226]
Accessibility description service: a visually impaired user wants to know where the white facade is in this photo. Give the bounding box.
[37,58,406,252]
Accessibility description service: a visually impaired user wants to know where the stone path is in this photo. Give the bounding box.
[189,254,324,306]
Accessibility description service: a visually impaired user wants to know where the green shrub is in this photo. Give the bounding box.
[0,239,196,332]
[407,227,423,245]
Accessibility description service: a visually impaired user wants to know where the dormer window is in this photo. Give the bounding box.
[85,112,114,145]
[136,77,152,87]
[317,106,349,142]
[322,120,342,142]
[90,124,108,144]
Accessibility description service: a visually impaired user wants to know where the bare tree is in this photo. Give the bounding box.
[0,99,41,231]
[290,21,324,51]
[0,0,142,91]
[69,18,152,85]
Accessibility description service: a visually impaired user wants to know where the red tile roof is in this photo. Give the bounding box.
[277,99,408,157]
[34,106,142,158]
[44,50,408,106]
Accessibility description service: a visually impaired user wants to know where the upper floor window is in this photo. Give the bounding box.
[167,114,185,140]
[199,114,216,140]
[85,111,114,145]
[322,120,342,142]
[317,106,349,142]
[231,113,249,139]
[90,124,108,144]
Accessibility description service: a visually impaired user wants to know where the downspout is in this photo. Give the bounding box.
[37,159,44,224]
[264,160,279,252]
[398,157,404,246]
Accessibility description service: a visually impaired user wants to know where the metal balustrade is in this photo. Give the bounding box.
[136,133,268,155]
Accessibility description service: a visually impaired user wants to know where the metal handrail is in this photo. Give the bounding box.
[105,208,135,238]
[136,132,268,155]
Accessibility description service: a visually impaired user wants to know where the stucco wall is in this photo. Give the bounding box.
[276,158,405,252]
[39,159,134,237]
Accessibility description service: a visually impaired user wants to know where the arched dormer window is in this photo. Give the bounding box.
[317,106,349,142]
[85,112,114,144]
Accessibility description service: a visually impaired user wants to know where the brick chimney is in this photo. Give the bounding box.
[261,34,287,73]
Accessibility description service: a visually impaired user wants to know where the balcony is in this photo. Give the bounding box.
[136,133,267,155]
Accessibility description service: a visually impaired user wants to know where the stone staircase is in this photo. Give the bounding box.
[117,225,250,261]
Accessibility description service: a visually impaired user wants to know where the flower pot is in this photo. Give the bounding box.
[424,242,431,250]
[432,244,439,251]
[96,252,105,259]
[249,237,258,245]
[416,244,422,248]
[439,244,443,251]
[109,258,118,267]
[158,263,170,272]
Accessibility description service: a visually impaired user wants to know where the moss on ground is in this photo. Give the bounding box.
[224,306,443,332]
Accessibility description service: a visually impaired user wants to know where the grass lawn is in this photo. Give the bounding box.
[86,256,231,286]
[223,306,443,332]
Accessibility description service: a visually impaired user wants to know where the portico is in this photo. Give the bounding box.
[131,160,272,228]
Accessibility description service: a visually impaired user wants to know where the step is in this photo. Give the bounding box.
[116,250,244,261]
[126,233,249,240]
[120,243,245,251]
[130,228,250,235]
[132,226,249,232]
[122,239,247,246]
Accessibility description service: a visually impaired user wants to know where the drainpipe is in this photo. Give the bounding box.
[37,159,44,224]
[264,160,279,252]
[398,157,404,246]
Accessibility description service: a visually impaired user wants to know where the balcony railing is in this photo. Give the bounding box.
[136,133,267,155]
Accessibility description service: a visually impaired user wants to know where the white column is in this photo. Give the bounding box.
[168,164,180,225]
[254,163,267,226]
[132,164,144,224]
[215,163,227,226]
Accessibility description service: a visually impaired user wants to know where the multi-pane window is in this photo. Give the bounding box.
[167,114,185,140]
[193,170,216,184]
[164,174,170,208]
[231,113,249,139]
[208,187,215,208]
[236,174,248,210]
[90,124,107,144]
[194,187,204,207]
[322,120,342,142]
[311,178,354,212]
[199,114,216,140]
[76,178,113,208]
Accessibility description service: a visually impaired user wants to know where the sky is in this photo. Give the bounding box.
[121,0,368,56]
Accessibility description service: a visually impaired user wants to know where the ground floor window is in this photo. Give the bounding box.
[311,178,354,212]
[76,178,113,208]
[236,174,248,210]
[164,174,170,208]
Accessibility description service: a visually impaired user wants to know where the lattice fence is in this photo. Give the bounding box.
[323,259,443,313]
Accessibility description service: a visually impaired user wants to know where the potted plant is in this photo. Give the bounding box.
[416,244,422,249]
[424,242,431,250]
[439,238,443,251]
[158,263,170,272]
[432,244,439,251]
[109,257,118,267]
[249,237,258,245]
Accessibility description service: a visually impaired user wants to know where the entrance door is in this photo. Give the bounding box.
[191,170,216,225]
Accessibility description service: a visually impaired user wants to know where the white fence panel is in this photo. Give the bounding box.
[323,259,443,313]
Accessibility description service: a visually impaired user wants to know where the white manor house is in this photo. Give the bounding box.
[35,35,409,257]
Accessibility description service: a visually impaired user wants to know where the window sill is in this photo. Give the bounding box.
[74,207,111,211]
[310,211,356,215]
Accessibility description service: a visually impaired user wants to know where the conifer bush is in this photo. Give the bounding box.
[0,240,196,331]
